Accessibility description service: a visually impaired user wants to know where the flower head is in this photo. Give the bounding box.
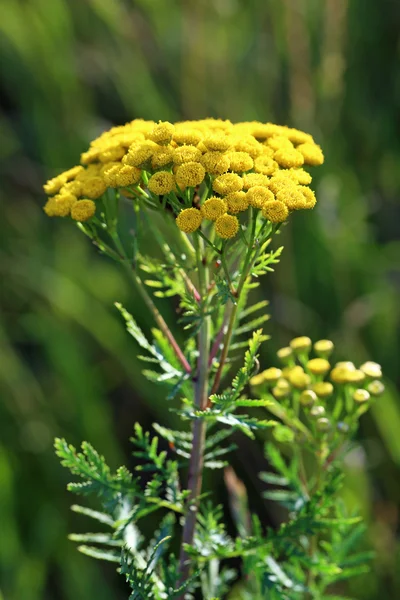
[215,214,239,239]
[148,171,176,195]
[176,208,203,233]
[70,199,96,221]
[262,200,289,223]
[247,186,274,209]
[226,191,249,214]
[212,173,243,195]
[201,197,228,221]
[175,162,206,188]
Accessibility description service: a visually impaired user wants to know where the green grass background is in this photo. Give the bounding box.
[0,0,399,598]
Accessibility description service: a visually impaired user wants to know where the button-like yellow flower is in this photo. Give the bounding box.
[43,175,67,196]
[152,146,174,169]
[175,162,206,188]
[262,200,289,223]
[147,121,175,145]
[70,199,96,222]
[215,214,239,239]
[43,193,77,217]
[176,208,203,233]
[246,186,274,209]
[201,197,228,221]
[201,151,230,175]
[212,173,243,195]
[242,173,270,190]
[227,151,254,173]
[172,145,202,165]
[203,134,232,152]
[148,171,176,195]
[274,148,304,169]
[276,187,308,210]
[297,143,324,166]
[81,177,107,199]
[254,155,279,175]
[226,191,249,214]
[173,128,203,146]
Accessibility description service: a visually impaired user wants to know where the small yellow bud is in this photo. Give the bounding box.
[272,378,291,399]
[249,373,266,387]
[312,382,334,398]
[290,336,312,353]
[360,361,382,379]
[353,389,370,404]
[344,369,366,384]
[316,417,330,432]
[306,358,330,375]
[367,380,385,396]
[313,339,334,357]
[300,390,317,406]
[330,365,355,384]
[277,346,293,364]
[310,405,326,418]
[288,366,310,390]
[262,367,282,383]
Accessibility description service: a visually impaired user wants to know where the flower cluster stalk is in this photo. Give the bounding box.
[178,236,210,587]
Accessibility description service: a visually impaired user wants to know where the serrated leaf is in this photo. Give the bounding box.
[77,545,121,562]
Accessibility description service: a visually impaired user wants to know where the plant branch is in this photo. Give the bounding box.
[177,233,211,590]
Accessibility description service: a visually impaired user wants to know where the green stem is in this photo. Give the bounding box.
[178,234,211,589]
[111,231,192,374]
[210,209,258,395]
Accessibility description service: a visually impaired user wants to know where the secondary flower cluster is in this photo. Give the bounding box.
[43,119,324,238]
[251,337,384,435]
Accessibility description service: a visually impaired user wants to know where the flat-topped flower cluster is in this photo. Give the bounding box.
[43,118,324,238]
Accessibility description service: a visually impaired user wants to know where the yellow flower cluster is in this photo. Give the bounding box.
[43,119,324,231]
[250,338,384,433]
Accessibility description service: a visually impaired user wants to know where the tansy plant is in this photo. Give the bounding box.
[45,119,384,599]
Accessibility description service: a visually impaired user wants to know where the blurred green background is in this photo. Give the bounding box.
[1,0,399,598]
